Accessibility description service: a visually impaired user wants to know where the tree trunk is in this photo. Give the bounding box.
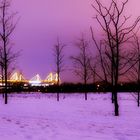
[84,78,88,100]
[4,64,8,104]
[111,92,114,103]
[5,90,7,104]
[57,72,59,102]
[138,91,139,107]
[85,92,87,100]
[114,90,119,116]
[4,35,8,104]
[2,93,4,98]
[57,92,59,101]
[1,67,4,98]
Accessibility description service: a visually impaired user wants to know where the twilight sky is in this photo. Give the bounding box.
[10,0,140,82]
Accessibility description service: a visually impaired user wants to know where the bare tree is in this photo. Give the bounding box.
[0,0,19,104]
[71,35,91,100]
[89,56,104,84]
[127,33,140,107]
[53,37,65,101]
[90,61,97,84]
[91,0,140,116]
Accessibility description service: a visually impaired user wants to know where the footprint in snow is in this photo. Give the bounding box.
[25,135,32,140]
[6,119,12,122]
[15,121,20,125]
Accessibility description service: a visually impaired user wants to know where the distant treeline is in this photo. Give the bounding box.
[44,82,140,93]
[0,82,140,93]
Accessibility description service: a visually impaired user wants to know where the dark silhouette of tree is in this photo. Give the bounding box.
[0,48,4,97]
[90,31,109,82]
[53,38,65,101]
[89,62,97,84]
[89,57,104,84]
[0,0,19,104]
[127,33,140,107]
[91,0,140,116]
[71,35,91,100]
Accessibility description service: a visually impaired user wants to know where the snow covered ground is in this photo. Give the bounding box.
[0,92,140,140]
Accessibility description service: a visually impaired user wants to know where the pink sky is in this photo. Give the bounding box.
[11,0,140,82]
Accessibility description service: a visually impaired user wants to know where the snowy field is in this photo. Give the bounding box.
[0,92,140,140]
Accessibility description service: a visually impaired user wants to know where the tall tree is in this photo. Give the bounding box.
[127,33,140,107]
[53,38,65,101]
[0,0,18,104]
[71,35,91,100]
[91,0,140,116]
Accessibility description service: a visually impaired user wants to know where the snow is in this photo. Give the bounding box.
[0,92,140,140]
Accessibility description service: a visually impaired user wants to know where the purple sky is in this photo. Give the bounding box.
[11,0,140,82]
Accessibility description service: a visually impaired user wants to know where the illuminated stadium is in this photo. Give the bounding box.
[0,71,59,86]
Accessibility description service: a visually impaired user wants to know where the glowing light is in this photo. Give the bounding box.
[29,81,41,84]
[44,72,59,84]
[45,73,53,82]
[29,74,42,86]
[0,75,2,80]
[10,71,25,81]
[0,71,60,86]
